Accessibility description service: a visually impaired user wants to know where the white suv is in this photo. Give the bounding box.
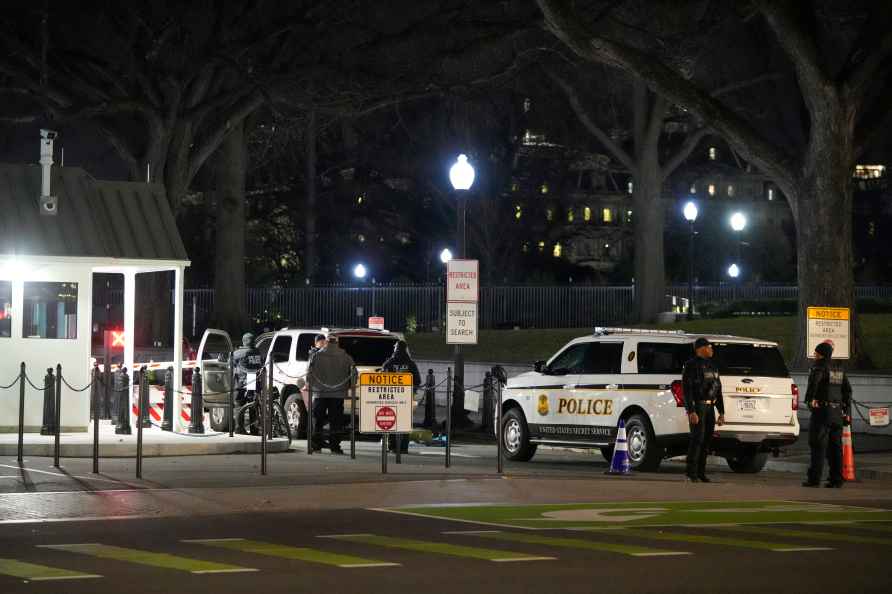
[258,327,404,437]
[500,328,800,472]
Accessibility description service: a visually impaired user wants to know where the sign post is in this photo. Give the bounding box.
[806,307,851,359]
[446,260,479,345]
[359,372,413,474]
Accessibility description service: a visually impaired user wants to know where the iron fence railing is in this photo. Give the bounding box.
[95,284,892,335]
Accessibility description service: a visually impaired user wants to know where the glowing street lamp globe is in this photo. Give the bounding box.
[449,154,475,191]
[440,248,453,264]
[683,201,698,223]
[728,263,740,278]
[353,263,367,279]
[730,212,747,232]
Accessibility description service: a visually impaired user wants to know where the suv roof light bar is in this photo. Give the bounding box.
[593,327,687,336]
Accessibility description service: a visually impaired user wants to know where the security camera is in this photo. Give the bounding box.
[40,129,58,140]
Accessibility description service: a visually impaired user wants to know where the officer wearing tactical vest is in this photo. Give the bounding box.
[682,337,725,482]
[803,341,852,488]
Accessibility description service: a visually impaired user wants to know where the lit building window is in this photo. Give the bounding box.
[626,210,633,223]
[767,188,774,201]
[690,184,696,194]
[537,241,545,253]
[522,242,529,253]
[583,206,591,221]
[708,184,716,196]
[854,164,886,179]
[540,182,549,194]
[868,221,876,237]
[553,243,562,258]
[567,209,575,222]
[515,205,522,220]
[602,208,614,223]
[356,194,364,205]
[709,147,717,160]
[727,185,735,197]
[627,181,633,194]
[523,97,531,113]
[511,182,519,192]
[357,234,365,243]
[546,208,554,221]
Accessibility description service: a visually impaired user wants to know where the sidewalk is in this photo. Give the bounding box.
[0,421,290,457]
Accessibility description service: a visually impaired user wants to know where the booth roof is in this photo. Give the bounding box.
[0,164,187,261]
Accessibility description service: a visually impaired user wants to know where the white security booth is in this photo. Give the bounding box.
[0,134,189,433]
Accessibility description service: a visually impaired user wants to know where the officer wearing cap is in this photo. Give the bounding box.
[803,341,852,488]
[231,332,263,432]
[682,337,725,482]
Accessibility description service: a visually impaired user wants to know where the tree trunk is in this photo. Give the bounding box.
[212,121,247,335]
[792,95,867,368]
[303,109,318,284]
[633,147,666,324]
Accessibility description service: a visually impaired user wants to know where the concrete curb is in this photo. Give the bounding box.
[0,438,291,458]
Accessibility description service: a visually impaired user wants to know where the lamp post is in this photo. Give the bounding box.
[729,211,747,271]
[439,248,453,264]
[449,154,474,426]
[683,202,698,320]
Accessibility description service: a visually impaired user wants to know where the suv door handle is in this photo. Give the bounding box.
[563,384,576,389]
[606,384,618,390]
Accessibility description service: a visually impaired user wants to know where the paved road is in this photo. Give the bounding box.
[2,445,892,593]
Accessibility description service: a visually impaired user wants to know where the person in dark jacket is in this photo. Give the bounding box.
[231,332,264,434]
[381,340,421,453]
[307,335,355,454]
[682,337,725,482]
[803,341,852,488]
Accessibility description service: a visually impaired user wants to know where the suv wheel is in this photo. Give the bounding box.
[625,413,662,471]
[284,393,307,439]
[501,408,537,462]
[726,451,768,473]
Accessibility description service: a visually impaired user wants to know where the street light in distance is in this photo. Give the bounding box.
[728,263,740,278]
[352,263,367,280]
[730,211,747,232]
[683,201,698,320]
[449,153,475,427]
[439,248,453,264]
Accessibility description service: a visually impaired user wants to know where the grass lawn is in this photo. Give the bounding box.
[407,314,892,371]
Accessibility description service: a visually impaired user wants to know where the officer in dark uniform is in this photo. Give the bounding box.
[803,341,852,488]
[231,332,263,432]
[682,337,725,482]
[381,340,421,453]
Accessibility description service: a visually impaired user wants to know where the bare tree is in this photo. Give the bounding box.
[537,0,892,366]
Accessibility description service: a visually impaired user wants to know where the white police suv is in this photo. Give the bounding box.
[499,328,800,472]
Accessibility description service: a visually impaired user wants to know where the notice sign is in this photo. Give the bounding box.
[368,316,385,330]
[447,302,478,344]
[359,372,413,433]
[446,259,479,303]
[807,307,851,360]
[869,407,890,427]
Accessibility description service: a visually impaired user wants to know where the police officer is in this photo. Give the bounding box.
[382,340,421,453]
[682,337,725,482]
[307,335,355,454]
[231,332,264,433]
[307,334,327,362]
[803,341,852,488]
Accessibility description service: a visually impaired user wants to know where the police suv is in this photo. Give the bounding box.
[500,328,800,472]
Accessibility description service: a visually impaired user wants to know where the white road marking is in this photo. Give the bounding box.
[339,563,401,568]
[442,530,502,535]
[30,574,103,581]
[771,547,835,552]
[0,464,129,484]
[631,552,693,557]
[182,538,246,543]
[191,568,259,574]
[491,557,556,562]
[316,533,375,539]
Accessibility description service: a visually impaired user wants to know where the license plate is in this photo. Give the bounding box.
[738,399,758,411]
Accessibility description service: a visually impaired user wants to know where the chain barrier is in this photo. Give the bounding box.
[0,375,20,390]
[60,376,95,392]
[22,373,52,391]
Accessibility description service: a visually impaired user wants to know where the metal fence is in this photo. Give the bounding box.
[99,284,892,335]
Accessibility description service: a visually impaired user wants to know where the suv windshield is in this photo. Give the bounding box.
[712,343,789,377]
[336,335,399,366]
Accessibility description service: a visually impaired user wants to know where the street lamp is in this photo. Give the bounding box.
[352,263,367,279]
[729,211,747,281]
[449,154,475,426]
[683,202,698,320]
[439,248,453,264]
[728,263,740,278]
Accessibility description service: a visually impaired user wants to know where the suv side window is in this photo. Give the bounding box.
[295,333,316,362]
[270,336,293,362]
[637,342,691,374]
[583,342,623,374]
[548,343,589,375]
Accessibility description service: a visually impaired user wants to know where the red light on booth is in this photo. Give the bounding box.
[111,330,125,347]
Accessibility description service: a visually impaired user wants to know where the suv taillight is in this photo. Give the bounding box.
[670,380,685,407]
[791,383,800,410]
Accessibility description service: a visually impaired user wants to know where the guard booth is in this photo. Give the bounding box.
[0,132,190,432]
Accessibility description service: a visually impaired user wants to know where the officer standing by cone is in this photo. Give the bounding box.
[682,337,725,482]
[803,341,852,488]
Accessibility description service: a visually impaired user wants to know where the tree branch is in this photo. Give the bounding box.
[188,89,265,181]
[537,0,799,198]
[845,29,892,109]
[661,127,709,180]
[547,71,637,173]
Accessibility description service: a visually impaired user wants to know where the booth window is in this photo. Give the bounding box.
[23,282,78,339]
[0,281,10,338]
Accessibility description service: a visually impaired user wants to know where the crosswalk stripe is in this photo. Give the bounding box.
[320,534,555,562]
[0,558,102,581]
[619,529,833,552]
[38,544,257,574]
[461,531,690,557]
[185,538,399,568]
[719,525,892,546]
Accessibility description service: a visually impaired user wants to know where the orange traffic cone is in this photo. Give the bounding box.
[842,424,856,482]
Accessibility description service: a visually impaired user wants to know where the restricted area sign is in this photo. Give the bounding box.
[869,407,890,427]
[446,259,479,303]
[447,302,478,344]
[368,316,384,330]
[807,306,851,360]
[359,372,413,433]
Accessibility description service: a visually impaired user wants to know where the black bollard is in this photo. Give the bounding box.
[162,367,174,431]
[350,384,356,459]
[108,364,118,426]
[115,367,132,435]
[92,365,100,473]
[260,368,268,475]
[423,369,436,428]
[40,368,55,435]
[189,367,204,434]
[228,358,235,438]
[54,364,62,467]
[17,362,26,463]
[482,372,494,432]
[136,368,146,479]
[445,367,452,469]
[139,367,151,428]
